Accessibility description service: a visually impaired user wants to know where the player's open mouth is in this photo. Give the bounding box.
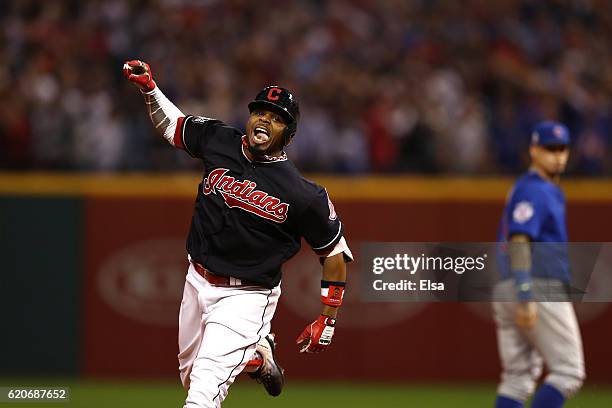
[253,126,270,144]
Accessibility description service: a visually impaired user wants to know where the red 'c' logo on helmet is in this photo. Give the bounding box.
[267,87,282,101]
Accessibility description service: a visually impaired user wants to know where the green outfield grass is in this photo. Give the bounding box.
[1,379,611,407]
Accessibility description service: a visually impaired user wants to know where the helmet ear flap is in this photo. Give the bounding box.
[284,122,297,146]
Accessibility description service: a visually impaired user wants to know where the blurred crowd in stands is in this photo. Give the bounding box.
[0,0,611,175]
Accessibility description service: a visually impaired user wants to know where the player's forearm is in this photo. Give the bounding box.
[321,305,339,318]
[509,234,531,270]
[321,253,347,318]
[141,87,184,146]
[509,234,533,300]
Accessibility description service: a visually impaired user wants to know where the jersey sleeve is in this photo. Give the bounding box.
[506,184,547,240]
[173,115,224,159]
[299,188,344,256]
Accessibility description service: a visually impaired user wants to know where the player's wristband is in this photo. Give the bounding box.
[321,280,345,307]
[319,314,337,327]
[513,270,533,301]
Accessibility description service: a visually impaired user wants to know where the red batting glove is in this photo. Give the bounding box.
[296,315,336,353]
[122,60,156,92]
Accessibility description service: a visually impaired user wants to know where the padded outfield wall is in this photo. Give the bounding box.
[1,174,611,382]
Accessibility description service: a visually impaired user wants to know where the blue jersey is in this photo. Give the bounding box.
[497,171,570,282]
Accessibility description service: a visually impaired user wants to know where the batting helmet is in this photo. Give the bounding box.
[248,86,300,143]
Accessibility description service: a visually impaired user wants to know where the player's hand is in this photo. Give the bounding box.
[122,60,156,92]
[296,315,336,353]
[515,301,537,329]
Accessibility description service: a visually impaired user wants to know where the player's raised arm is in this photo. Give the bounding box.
[122,59,184,147]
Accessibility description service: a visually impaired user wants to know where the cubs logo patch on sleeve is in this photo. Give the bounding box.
[513,201,534,224]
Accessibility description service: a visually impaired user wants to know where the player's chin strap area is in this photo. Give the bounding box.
[241,136,287,162]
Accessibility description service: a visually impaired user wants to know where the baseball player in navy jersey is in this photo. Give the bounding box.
[122,60,352,408]
[494,121,585,408]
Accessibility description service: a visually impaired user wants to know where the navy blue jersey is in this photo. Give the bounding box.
[173,115,347,288]
[497,171,570,282]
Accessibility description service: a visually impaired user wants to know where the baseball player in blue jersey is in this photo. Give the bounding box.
[494,121,585,408]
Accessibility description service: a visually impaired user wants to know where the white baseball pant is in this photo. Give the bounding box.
[493,280,585,402]
[178,263,280,408]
